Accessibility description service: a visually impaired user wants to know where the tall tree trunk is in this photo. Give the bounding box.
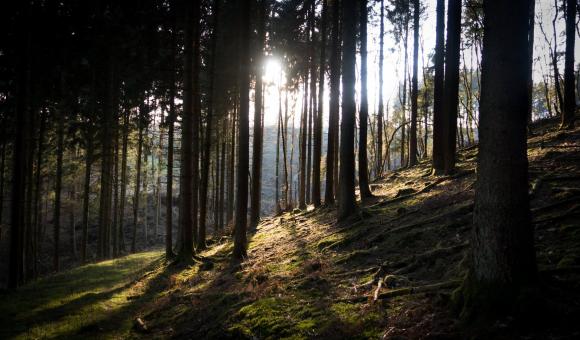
[178,0,196,261]
[227,103,237,225]
[431,0,445,174]
[442,0,461,174]
[166,23,177,258]
[32,111,46,275]
[282,86,290,209]
[199,0,220,248]
[313,0,328,207]
[299,76,308,209]
[118,109,129,253]
[325,0,340,205]
[9,4,29,286]
[81,126,92,262]
[191,0,201,250]
[376,0,385,177]
[54,106,65,271]
[561,0,577,128]
[409,0,420,166]
[460,0,537,321]
[219,120,226,228]
[527,0,536,123]
[250,0,266,227]
[131,109,144,253]
[358,0,372,198]
[234,0,251,260]
[338,0,357,220]
[112,127,119,257]
[400,17,410,168]
[275,106,282,214]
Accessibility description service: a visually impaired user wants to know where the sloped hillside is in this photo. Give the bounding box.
[2,118,579,339]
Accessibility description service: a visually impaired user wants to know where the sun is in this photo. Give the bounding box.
[263,57,282,85]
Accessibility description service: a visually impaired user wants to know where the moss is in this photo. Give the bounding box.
[227,297,325,339]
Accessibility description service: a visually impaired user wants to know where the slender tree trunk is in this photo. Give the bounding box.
[190,0,202,250]
[0,142,4,228]
[376,0,385,177]
[227,103,237,225]
[53,106,65,271]
[561,0,577,128]
[166,25,176,258]
[400,18,410,168]
[178,1,196,261]
[250,0,266,227]
[118,109,129,253]
[219,121,226,228]
[527,0,536,123]
[431,0,445,174]
[409,0,420,166]
[358,0,372,198]
[282,87,290,209]
[81,127,92,262]
[299,76,308,209]
[112,126,119,257]
[132,109,144,253]
[460,0,537,321]
[199,0,220,248]
[325,0,340,205]
[234,0,251,260]
[275,107,281,214]
[442,0,461,174]
[313,0,327,207]
[32,112,46,275]
[338,0,357,220]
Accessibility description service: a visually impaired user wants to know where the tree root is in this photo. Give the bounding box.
[345,280,462,303]
[390,242,469,275]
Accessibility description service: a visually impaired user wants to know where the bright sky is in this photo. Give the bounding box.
[256,0,579,127]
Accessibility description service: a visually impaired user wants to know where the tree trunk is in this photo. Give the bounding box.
[376,0,385,177]
[81,126,93,262]
[131,109,144,254]
[431,0,445,174]
[32,112,46,275]
[400,17,410,168]
[250,0,266,227]
[358,0,373,198]
[338,0,357,220]
[460,0,537,321]
[409,0,420,167]
[166,23,177,258]
[191,0,201,250]
[227,102,237,225]
[313,0,327,207]
[561,0,577,128]
[234,0,251,260]
[442,0,461,174]
[178,1,197,261]
[118,109,129,253]
[199,0,220,248]
[325,0,340,205]
[527,0,536,123]
[299,76,308,210]
[54,106,64,271]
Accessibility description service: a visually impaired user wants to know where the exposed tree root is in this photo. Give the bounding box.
[345,280,462,303]
[390,243,469,275]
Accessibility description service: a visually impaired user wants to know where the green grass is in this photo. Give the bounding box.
[0,251,164,339]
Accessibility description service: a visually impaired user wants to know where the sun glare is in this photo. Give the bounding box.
[263,57,282,85]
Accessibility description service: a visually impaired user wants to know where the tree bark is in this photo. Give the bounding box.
[359,0,373,199]
[313,0,327,207]
[338,0,357,220]
[325,0,340,205]
[442,0,461,174]
[376,0,385,177]
[234,0,251,260]
[250,0,266,227]
[409,0,420,167]
[431,0,445,174]
[561,0,577,128]
[54,106,64,271]
[460,0,538,321]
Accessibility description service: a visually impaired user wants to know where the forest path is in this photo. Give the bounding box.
[1,117,579,339]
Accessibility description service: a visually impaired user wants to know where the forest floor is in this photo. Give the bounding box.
[2,117,580,339]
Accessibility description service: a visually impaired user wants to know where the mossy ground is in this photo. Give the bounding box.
[2,118,580,339]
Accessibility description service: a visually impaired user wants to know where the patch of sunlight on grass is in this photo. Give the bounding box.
[0,250,164,340]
